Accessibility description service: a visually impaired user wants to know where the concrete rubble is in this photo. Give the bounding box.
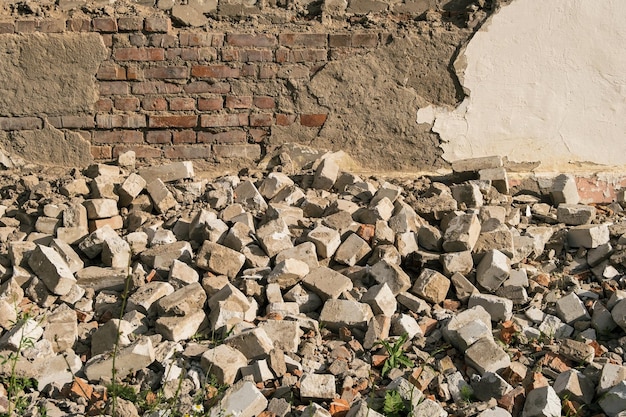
[0,152,625,417]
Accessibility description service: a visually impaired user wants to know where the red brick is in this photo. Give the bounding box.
[96,114,146,129]
[149,115,198,128]
[241,64,256,77]
[165,145,211,159]
[191,65,239,79]
[221,48,239,62]
[249,128,269,143]
[198,130,247,144]
[142,97,168,111]
[259,65,278,79]
[276,114,296,126]
[91,146,112,159]
[113,145,162,158]
[67,18,90,32]
[198,97,224,111]
[117,17,143,31]
[39,19,65,33]
[114,97,140,111]
[126,66,141,80]
[145,17,171,33]
[144,66,189,79]
[184,81,230,94]
[101,34,113,47]
[99,82,130,96]
[114,48,165,61]
[226,33,277,47]
[241,49,273,62]
[0,117,43,130]
[93,17,118,33]
[129,33,147,47]
[149,34,178,48]
[292,49,327,62]
[132,82,183,95]
[352,33,378,47]
[0,22,15,34]
[225,96,253,109]
[250,113,274,127]
[93,130,143,144]
[16,20,36,33]
[276,65,310,79]
[95,98,113,112]
[169,97,196,111]
[173,130,197,144]
[61,116,95,129]
[179,33,213,47]
[213,144,261,160]
[300,113,327,127]
[97,64,126,80]
[200,113,248,128]
[146,130,172,144]
[329,34,351,47]
[253,96,275,109]
[275,48,290,63]
[279,33,327,47]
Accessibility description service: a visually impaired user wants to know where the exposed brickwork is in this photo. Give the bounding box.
[0,15,385,162]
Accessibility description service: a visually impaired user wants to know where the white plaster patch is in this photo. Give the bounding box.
[428,0,626,169]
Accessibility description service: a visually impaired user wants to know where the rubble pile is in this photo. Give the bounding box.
[1,151,626,417]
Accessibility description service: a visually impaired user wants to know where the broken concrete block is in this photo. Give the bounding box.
[479,167,509,194]
[412,398,447,417]
[443,305,492,350]
[302,266,353,300]
[319,299,373,331]
[391,314,422,339]
[234,180,268,212]
[451,183,484,208]
[78,224,120,259]
[156,281,207,316]
[522,386,561,417]
[465,337,511,375]
[396,292,431,315]
[155,309,208,342]
[209,381,267,417]
[300,373,336,399]
[559,338,595,364]
[555,292,590,325]
[28,244,76,296]
[168,259,199,288]
[369,260,411,295]
[284,284,323,313]
[84,337,155,382]
[257,218,293,257]
[361,283,397,317]
[346,400,385,417]
[550,174,580,206]
[90,318,134,355]
[598,364,626,395]
[301,403,332,417]
[140,241,193,271]
[258,172,295,199]
[553,369,594,405]
[468,293,513,322]
[395,231,419,258]
[556,204,596,225]
[538,314,574,339]
[241,359,275,383]
[476,249,511,292]
[126,281,175,314]
[50,238,84,273]
[146,179,177,214]
[334,233,371,266]
[568,224,610,248]
[276,242,319,270]
[200,343,248,384]
[84,198,118,219]
[470,371,512,402]
[357,197,394,224]
[267,258,310,289]
[138,161,194,184]
[196,241,245,278]
[42,303,77,353]
[386,376,423,409]
[75,266,128,291]
[101,235,131,270]
[118,173,148,207]
[411,268,450,304]
[441,251,474,277]
[450,272,479,302]
[364,315,391,350]
[312,158,339,191]
[307,225,341,259]
[442,213,481,252]
[592,301,618,334]
[259,320,303,352]
[0,318,43,350]
[418,224,442,251]
[225,327,274,359]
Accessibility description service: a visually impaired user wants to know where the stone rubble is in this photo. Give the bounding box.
[0,152,626,417]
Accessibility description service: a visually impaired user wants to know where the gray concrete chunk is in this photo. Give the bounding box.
[196,241,245,278]
[442,213,481,252]
[302,266,353,300]
[28,244,76,296]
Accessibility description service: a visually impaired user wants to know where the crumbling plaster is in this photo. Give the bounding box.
[418,0,626,170]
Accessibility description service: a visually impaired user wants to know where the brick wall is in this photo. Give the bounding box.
[0,15,393,163]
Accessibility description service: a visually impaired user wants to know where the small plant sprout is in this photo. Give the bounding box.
[378,333,415,377]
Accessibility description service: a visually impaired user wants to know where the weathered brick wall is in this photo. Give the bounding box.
[0,16,393,163]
